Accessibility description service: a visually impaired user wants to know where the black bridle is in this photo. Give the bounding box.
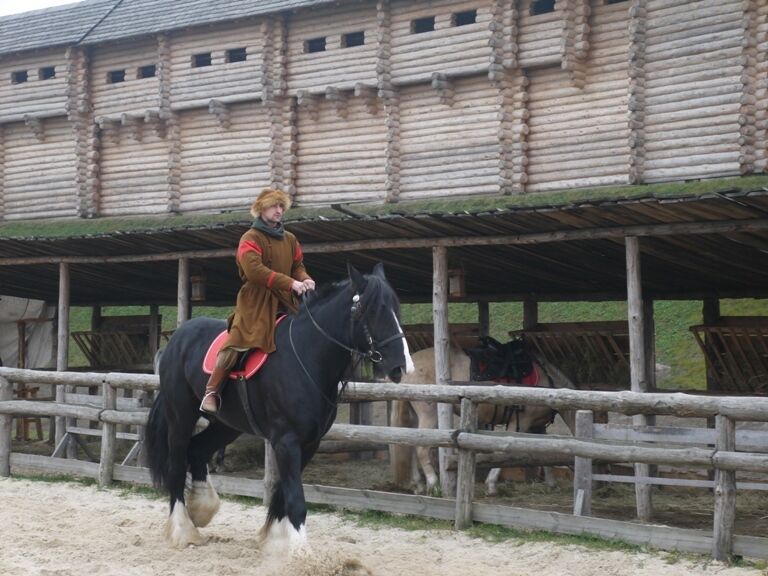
[303,291,405,363]
[288,290,406,407]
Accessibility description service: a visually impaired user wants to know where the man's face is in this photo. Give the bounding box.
[261,203,285,227]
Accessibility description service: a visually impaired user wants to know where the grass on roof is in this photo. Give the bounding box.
[1,174,767,240]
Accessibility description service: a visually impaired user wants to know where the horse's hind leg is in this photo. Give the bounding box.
[164,427,206,547]
[186,422,241,528]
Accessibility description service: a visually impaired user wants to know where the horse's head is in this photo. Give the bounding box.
[348,263,414,383]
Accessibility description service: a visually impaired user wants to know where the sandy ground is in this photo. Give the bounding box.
[0,478,764,576]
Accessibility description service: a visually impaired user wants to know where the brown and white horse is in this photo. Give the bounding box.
[390,345,577,496]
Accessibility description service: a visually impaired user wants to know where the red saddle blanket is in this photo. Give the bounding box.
[202,316,287,380]
[491,364,541,387]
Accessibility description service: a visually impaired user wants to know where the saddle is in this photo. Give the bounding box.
[202,315,287,379]
[464,336,539,386]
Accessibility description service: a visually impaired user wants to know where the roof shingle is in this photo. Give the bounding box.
[0,0,343,56]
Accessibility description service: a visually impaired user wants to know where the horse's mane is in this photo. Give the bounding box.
[300,274,398,318]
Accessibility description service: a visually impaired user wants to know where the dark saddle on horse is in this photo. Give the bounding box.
[465,336,534,383]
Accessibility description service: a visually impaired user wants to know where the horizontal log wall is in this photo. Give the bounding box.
[98,128,169,216]
[0,48,68,121]
[526,1,631,192]
[398,76,501,200]
[757,2,768,173]
[390,0,492,83]
[642,0,744,183]
[178,102,271,212]
[169,21,264,108]
[91,39,160,118]
[295,92,387,204]
[517,0,562,68]
[2,118,77,220]
[286,0,378,95]
[0,1,764,221]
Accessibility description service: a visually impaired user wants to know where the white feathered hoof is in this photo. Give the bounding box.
[187,479,221,528]
[165,502,208,548]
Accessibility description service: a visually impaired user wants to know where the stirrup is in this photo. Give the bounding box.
[200,391,221,414]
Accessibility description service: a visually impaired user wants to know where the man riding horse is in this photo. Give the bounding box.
[201,187,315,413]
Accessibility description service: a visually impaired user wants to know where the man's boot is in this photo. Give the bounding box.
[200,365,229,414]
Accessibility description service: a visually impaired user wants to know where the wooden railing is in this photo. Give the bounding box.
[1,367,767,561]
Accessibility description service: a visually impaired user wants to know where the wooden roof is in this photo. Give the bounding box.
[2,184,768,306]
[0,0,344,56]
[0,0,117,56]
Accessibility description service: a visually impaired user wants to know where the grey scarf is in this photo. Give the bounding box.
[251,217,285,239]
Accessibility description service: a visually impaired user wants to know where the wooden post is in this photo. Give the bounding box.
[703,298,720,482]
[98,379,116,487]
[148,304,160,357]
[626,236,652,522]
[177,257,190,326]
[643,299,658,481]
[523,299,538,330]
[523,299,543,483]
[455,398,477,529]
[713,414,736,561]
[478,301,490,339]
[263,440,278,507]
[433,246,456,496]
[0,375,12,476]
[55,262,70,451]
[573,410,593,516]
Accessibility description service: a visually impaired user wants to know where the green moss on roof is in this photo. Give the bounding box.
[1,175,767,240]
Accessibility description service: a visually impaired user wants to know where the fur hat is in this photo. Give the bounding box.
[250,188,292,217]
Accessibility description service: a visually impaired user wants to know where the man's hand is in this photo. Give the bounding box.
[302,278,316,291]
[291,280,307,295]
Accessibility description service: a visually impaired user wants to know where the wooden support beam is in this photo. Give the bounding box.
[433,246,456,497]
[626,236,653,522]
[177,257,190,326]
[478,301,489,338]
[55,263,70,448]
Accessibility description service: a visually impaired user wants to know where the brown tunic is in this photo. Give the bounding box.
[223,226,311,354]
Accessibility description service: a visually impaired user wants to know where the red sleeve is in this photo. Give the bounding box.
[237,240,262,261]
[237,237,293,291]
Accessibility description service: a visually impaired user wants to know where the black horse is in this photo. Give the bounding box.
[145,264,413,549]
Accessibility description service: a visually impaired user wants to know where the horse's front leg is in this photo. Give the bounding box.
[485,467,501,496]
[413,400,440,494]
[260,431,309,552]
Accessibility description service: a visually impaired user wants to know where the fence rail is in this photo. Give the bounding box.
[1,367,767,561]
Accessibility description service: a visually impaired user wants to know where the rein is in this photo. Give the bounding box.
[288,290,405,408]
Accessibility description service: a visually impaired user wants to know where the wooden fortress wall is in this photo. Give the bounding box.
[0,0,765,221]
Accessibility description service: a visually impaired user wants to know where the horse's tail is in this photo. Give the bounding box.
[145,390,170,491]
[389,399,416,488]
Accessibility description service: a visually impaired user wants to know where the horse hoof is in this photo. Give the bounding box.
[187,479,221,527]
[165,503,208,548]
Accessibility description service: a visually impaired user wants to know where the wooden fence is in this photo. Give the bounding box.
[1,367,767,561]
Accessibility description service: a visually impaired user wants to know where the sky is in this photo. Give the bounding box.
[0,0,82,17]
